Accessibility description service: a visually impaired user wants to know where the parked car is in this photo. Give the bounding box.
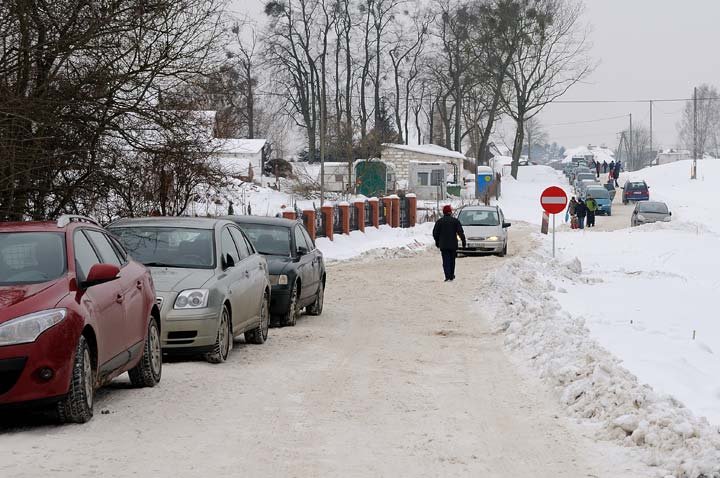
[456,205,510,256]
[631,201,671,227]
[227,216,326,326]
[584,186,613,215]
[622,180,650,204]
[576,178,599,197]
[570,166,591,183]
[109,217,270,363]
[0,215,161,423]
[574,172,596,190]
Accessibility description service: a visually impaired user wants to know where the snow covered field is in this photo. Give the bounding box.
[483,160,720,476]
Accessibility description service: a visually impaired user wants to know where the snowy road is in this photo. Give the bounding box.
[0,230,651,477]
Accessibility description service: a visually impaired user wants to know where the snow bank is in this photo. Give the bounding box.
[482,247,720,477]
[496,165,571,225]
[316,223,434,262]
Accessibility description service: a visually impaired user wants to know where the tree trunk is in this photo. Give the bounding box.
[511,118,524,179]
[247,63,254,139]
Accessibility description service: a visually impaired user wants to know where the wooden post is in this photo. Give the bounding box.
[321,205,334,241]
[369,197,379,228]
[406,193,417,227]
[338,202,350,235]
[354,200,366,232]
[302,209,317,240]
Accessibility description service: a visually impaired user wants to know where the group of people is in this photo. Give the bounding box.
[566,196,598,229]
[588,159,622,186]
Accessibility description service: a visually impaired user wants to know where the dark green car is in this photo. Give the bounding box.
[225,216,326,327]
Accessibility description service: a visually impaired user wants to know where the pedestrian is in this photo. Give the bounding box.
[567,197,578,229]
[586,196,597,227]
[602,160,608,173]
[575,199,587,229]
[595,161,601,178]
[613,161,621,186]
[609,160,615,177]
[432,205,466,282]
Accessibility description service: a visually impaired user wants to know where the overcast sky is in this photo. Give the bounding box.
[233,0,720,151]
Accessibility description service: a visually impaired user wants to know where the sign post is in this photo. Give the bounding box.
[540,186,568,258]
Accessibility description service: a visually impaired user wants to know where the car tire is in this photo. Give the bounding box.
[205,306,231,364]
[245,293,270,345]
[57,336,94,424]
[306,280,325,316]
[281,283,299,327]
[128,318,162,388]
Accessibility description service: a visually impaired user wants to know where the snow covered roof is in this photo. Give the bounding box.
[214,138,267,155]
[382,143,466,160]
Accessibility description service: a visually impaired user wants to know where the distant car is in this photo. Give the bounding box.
[574,172,596,190]
[622,180,650,204]
[456,205,511,256]
[631,201,671,227]
[0,215,161,423]
[584,186,613,215]
[226,216,326,327]
[110,217,271,364]
[576,178,599,197]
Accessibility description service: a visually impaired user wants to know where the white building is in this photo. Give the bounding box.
[655,149,691,166]
[214,138,269,179]
[381,143,465,189]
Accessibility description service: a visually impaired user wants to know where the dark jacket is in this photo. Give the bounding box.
[575,201,587,218]
[433,214,466,250]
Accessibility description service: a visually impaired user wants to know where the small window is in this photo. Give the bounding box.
[229,227,250,260]
[85,230,122,267]
[418,172,429,186]
[74,231,101,280]
[220,228,240,266]
[294,226,309,252]
[431,169,444,186]
[300,226,315,251]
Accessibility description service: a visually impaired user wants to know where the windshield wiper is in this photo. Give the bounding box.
[143,262,179,268]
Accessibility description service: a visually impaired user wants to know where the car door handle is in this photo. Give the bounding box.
[116,294,124,304]
[244,270,250,278]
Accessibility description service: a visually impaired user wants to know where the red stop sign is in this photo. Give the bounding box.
[540,186,568,215]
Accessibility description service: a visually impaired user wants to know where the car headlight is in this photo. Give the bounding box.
[487,236,499,242]
[0,309,66,346]
[269,274,288,286]
[637,214,646,221]
[174,289,209,309]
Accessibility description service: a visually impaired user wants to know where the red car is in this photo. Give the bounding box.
[0,215,162,423]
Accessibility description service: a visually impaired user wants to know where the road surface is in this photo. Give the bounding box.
[0,228,651,477]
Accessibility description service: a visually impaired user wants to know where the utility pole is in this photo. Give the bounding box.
[629,113,633,171]
[649,101,653,166]
[692,86,698,179]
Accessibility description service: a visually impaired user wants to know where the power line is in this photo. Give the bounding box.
[553,97,720,104]
[547,114,628,127]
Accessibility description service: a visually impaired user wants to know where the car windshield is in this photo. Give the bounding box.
[111,227,215,269]
[587,188,610,199]
[638,202,668,214]
[628,182,647,190]
[238,224,292,256]
[458,209,500,226]
[0,232,66,285]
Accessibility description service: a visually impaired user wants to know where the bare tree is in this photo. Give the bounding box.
[502,0,592,179]
[524,117,548,162]
[678,84,720,158]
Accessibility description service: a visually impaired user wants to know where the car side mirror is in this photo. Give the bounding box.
[297,246,308,257]
[503,222,511,228]
[669,211,672,216]
[222,253,235,269]
[83,263,120,288]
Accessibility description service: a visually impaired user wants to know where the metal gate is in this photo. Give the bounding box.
[399,197,409,228]
[378,199,387,225]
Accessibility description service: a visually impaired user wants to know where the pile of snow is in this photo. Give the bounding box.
[482,248,720,477]
[316,223,434,262]
[563,145,615,164]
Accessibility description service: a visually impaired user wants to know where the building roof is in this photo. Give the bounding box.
[382,143,466,160]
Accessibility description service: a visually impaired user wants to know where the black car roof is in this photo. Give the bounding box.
[223,215,298,228]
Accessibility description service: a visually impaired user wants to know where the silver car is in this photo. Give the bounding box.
[631,201,672,227]
[456,205,511,256]
[110,217,270,363]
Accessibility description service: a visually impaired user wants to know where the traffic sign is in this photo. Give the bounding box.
[540,187,568,215]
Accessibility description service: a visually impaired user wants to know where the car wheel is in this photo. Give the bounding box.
[128,317,162,387]
[306,280,325,316]
[245,292,270,344]
[281,283,299,327]
[205,306,231,364]
[57,336,94,424]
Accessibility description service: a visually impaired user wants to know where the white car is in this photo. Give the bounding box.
[456,205,511,256]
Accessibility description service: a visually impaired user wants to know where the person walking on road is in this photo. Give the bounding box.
[567,197,578,229]
[609,160,615,177]
[433,205,466,282]
[585,197,598,227]
[613,161,621,186]
[602,160,608,173]
[575,199,587,229]
[595,161,601,178]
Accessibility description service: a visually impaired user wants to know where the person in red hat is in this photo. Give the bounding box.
[432,204,466,282]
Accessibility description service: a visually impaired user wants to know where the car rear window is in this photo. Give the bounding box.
[587,188,610,199]
[627,182,647,190]
[638,202,668,214]
[238,224,292,256]
[0,232,66,285]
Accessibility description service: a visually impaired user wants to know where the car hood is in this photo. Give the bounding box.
[264,255,293,275]
[149,268,215,292]
[462,224,502,239]
[0,279,68,325]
